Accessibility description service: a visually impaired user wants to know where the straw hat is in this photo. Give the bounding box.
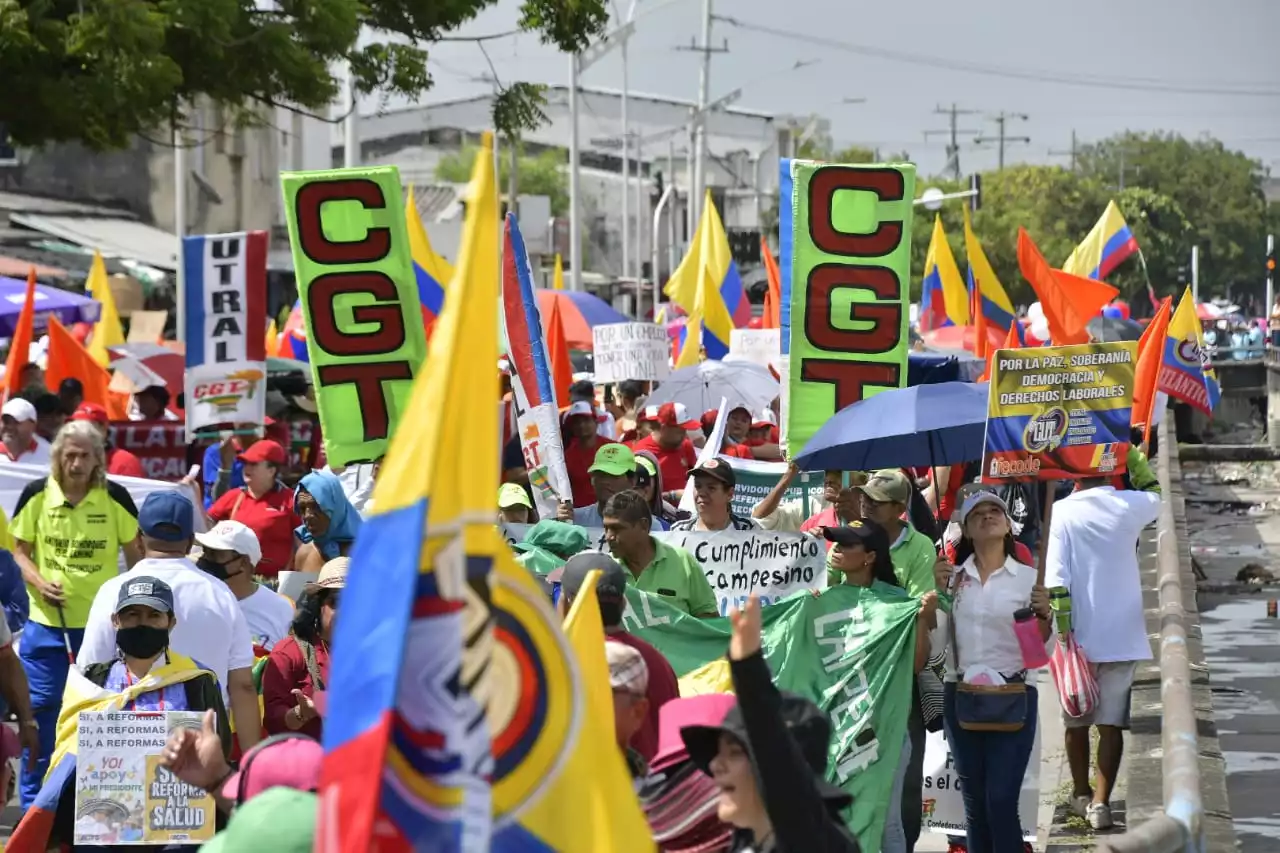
[303,557,349,595]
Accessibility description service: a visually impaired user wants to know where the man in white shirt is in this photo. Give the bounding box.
[0,398,51,465]
[1044,453,1161,832]
[77,491,261,752]
[194,520,294,653]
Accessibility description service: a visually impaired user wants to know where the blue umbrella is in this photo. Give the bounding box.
[793,381,990,472]
[0,276,101,337]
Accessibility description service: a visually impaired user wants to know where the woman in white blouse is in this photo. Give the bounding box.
[938,491,1050,853]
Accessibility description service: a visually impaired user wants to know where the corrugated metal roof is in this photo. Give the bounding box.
[0,191,135,218]
[405,183,464,224]
[0,254,66,278]
[8,213,178,270]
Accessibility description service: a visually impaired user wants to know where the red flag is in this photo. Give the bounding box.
[547,299,573,408]
[46,317,112,408]
[2,268,37,401]
[973,287,989,360]
[980,319,1022,382]
[1133,296,1172,445]
[1017,229,1118,345]
[761,237,782,330]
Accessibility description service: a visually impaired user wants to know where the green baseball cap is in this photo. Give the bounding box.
[498,483,533,509]
[201,788,315,853]
[589,443,637,477]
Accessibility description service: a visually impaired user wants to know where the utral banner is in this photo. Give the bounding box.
[500,524,826,615]
[983,341,1136,482]
[782,161,916,457]
[281,166,427,467]
[181,231,268,435]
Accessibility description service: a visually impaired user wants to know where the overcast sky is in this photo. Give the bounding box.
[379,0,1280,179]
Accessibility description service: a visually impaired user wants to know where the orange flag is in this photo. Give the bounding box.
[1132,296,1172,444]
[2,268,37,401]
[980,318,1022,382]
[972,286,989,360]
[547,299,574,408]
[1017,228,1118,345]
[46,316,112,407]
[761,237,782,330]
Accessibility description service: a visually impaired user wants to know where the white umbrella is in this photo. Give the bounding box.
[645,359,779,416]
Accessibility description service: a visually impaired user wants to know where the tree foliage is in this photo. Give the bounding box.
[0,0,608,149]
[900,132,1270,311]
[436,143,569,216]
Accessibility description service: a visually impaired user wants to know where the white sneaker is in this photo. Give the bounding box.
[1087,802,1113,830]
[1070,795,1091,818]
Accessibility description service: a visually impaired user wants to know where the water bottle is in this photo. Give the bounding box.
[1013,608,1050,669]
[1049,586,1072,637]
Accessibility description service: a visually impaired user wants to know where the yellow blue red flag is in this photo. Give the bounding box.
[1063,200,1139,280]
[316,132,654,853]
[406,184,456,333]
[665,190,746,366]
[1158,286,1220,416]
[920,215,967,330]
[963,208,1017,333]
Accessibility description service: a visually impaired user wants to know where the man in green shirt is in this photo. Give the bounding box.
[853,469,939,599]
[601,490,718,618]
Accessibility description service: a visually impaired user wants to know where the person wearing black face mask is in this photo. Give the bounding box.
[195,521,294,655]
[12,577,231,851]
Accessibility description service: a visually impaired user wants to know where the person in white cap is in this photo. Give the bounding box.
[195,521,294,653]
[0,398,51,465]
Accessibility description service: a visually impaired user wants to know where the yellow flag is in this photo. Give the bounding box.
[86,250,124,365]
[553,253,565,290]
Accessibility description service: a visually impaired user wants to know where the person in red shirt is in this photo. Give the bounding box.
[630,403,699,494]
[69,403,145,477]
[560,401,614,508]
[206,440,299,577]
[699,409,754,459]
[625,405,661,449]
[552,552,679,762]
[262,557,345,738]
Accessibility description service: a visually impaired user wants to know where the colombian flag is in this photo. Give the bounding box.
[9,656,213,853]
[666,190,745,367]
[406,185,455,339]
[315,133,652,853]
[920,215,967,331]
[963,208,1017,333]
[1063,200,1139,281]
[1158,287,1220,416]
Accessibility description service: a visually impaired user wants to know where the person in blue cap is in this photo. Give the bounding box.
[78,490,261,755]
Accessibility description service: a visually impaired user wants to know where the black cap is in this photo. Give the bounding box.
[691,457,736,488]
[546,551,629,601]
[823,518,890,554]
[115,576,175,614]
[680,692,851,807]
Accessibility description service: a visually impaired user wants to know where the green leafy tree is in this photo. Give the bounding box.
[1076,131,1269,298]
[435,143,569,216]
[0,0,608,149]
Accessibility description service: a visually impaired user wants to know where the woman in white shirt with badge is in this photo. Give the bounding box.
[937,491,1051,853]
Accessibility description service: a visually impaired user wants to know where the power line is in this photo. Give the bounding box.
[974,112,1030,170]
[1049,129,1080,170]
[923,103,979,181]
[712,15,1280,97]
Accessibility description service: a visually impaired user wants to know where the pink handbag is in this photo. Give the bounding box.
[1049,632,1100,717]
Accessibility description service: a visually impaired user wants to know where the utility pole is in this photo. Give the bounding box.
[923,103,979,181]
[974,112,1029,171]
[676,0,728,226]
[568,53,582,291]
[1049,129,1079,171]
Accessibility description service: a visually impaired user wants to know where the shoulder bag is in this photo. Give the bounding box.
[949,580,1028,732]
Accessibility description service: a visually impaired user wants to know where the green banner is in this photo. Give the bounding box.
[622,583,918,850]
[281,166,427,467]
[783,162,916,458]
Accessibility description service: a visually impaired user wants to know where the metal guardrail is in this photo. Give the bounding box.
[1096,417,1203,853]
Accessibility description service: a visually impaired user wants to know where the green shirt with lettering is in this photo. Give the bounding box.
[12,477,139,628]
